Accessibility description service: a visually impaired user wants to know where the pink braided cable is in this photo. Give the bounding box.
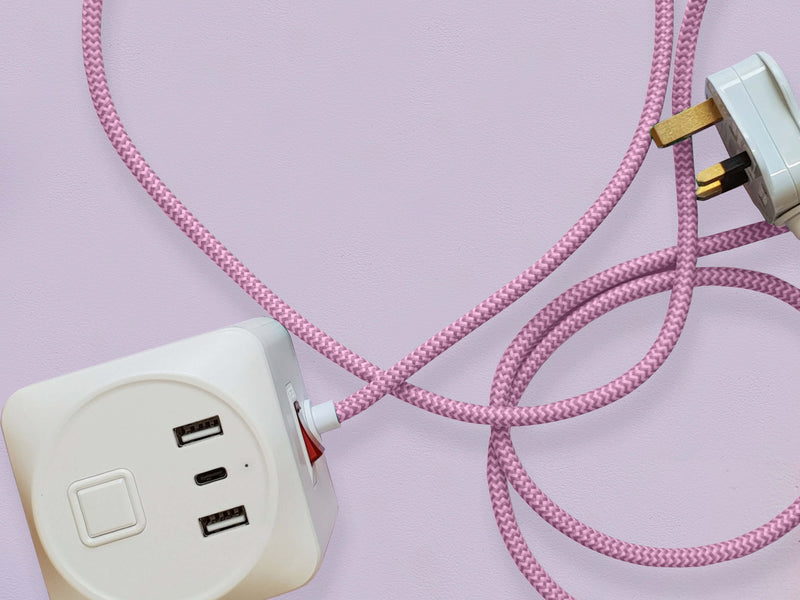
[331,0,676,423]
[482,1,705,594]
[80,0,797,598]
[482,1,800,596]
[81,0,680,427]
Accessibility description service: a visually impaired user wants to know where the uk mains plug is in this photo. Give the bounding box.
[651,52,800,236]
[1,318,338,600]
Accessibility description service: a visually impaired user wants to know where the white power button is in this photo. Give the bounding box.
[67,469,146,548]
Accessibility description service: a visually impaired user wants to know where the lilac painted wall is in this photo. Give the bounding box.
[3,1,800,598]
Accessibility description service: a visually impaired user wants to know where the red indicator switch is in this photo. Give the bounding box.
[295,404,324,464]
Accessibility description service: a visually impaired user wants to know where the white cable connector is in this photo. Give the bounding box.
[304,399,340,439]
[652,52,800,238]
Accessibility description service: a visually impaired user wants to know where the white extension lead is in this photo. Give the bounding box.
[4,1,800,599]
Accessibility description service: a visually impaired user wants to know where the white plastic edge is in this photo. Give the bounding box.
[780,207,800,237]
[757,52,800,128]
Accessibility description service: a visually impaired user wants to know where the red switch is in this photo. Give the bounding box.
[295,404,324,464]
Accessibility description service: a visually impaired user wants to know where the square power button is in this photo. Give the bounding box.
[68,469,146,548]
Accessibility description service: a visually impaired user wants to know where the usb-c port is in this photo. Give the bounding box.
[194,467,228,486]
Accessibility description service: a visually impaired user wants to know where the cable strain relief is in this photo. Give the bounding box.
[302,399,340,440]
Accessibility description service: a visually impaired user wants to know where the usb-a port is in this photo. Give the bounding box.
[199,505,249,537]
[173,415,223,447]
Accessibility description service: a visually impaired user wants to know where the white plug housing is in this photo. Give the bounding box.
[1,318,337,600]
[706,52,800,236]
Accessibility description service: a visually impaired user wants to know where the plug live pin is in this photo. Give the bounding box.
[650,98,722,148]
[696,151,751,200]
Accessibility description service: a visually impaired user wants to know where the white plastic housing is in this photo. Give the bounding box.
[1,318,337,600]
[706,52,800,237]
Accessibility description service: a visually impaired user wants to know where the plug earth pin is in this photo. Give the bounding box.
[650,98,722,148]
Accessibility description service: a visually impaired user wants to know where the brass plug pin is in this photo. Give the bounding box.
[696,151,751,185]
[650,98,723,148]
[695,163,726,186]
[696,180,724,200]
[695,151,751,200]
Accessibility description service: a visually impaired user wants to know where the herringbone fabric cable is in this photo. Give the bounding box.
[80,0,799,597]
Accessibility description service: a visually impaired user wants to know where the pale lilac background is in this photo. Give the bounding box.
[3,1,800,599]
